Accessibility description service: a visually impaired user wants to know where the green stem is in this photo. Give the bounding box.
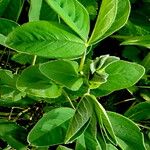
[63,90,75,109]
[79,48,87,74]
[32,55,37,66]
[138,124,150,130]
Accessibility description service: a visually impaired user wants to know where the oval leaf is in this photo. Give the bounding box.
[125,102,150,122]
[88,0,118,45]
[92,60,145,96]
[39,60,83,91]
[17,65,62,98]
[45,0,90,41]
[108,112,146,150]
[28,107,75,146]
[5,21,86,59]
[100,0,131,41]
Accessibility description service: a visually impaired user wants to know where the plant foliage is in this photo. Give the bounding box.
[0,0,149,149]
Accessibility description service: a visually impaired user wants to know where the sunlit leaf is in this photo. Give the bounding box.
[6,21,86,59]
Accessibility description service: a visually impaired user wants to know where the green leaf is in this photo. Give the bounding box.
[124,102,150,122]
[121,35,150,49]
[40,0,58,21]
[0,18,18,46]
[108,112,146,150]
[45,0,90,41]
[0,119,27,150]
[40,60,83,91]
[92,60,145,96]
[0,34,6,46]
[17,65,62,98]
[0,18,19,36]
[0,0,10,16]
[28,107,75,146]
[88,0,118,45]
[84,115,102,150]
[78,0,98,20]
[6,21,86,59]
[29,0,43,21]
[57,145,73,150]
[65,95,93,143]
[89,55,119,89]
[75,134,86,150]
[89,94,117,145]
[11,53,49,65]
[0,69,25,101]
[0,97,37,107]
[119,21,150,36]
[2,0,24,21]
[100,0,131,41]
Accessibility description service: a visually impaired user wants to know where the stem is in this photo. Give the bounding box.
[13,108,30,121]
[138,124,150,130]
[114,98,136,105]
[79,48,87,74]
[63,90,75,109]
[32,55,37,66]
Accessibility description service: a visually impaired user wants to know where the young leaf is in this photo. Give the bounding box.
[89,55,119,89]
[0,119,27,150]
[99,0,131,41]
[124,102,150,122]
[92,60,145,97]
[121,35,150,49]
[45,0,90,41]
[17,65,62,98]
[65,95,93,143]
[28,107,75,146]
[108,112,146,150]
[88,0,118,45]
[29,0,43,21]
[5,21,86,59]
[40,60,83,91]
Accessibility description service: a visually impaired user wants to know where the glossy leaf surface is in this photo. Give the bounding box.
[88,0,118,44]
[40,60,83,91]
[100,0,130,41]
[46,0,90,40]
[92,60,145,96]
[108,112,146,150]
[6,21,86,59]
[28,107,75,146]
